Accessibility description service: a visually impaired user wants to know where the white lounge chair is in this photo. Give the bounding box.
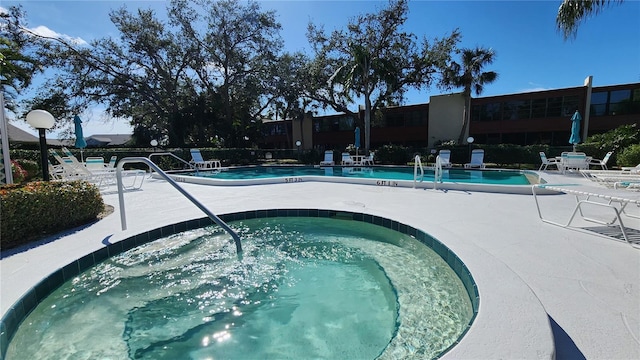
[438,150,452,168]
[49,149,100,182]
[190,149,221,169]
[588,151,613,170]
[621,164,640,174]
[319,150,335,166]
[532,183,640,248]
[539,152,559,171]
[464,149,485,169]
[583,172,640,189]
[341,152,354,166]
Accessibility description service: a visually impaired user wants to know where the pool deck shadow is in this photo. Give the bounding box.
[549,315,586,360]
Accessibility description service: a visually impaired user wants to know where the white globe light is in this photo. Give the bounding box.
[26,110,55,129]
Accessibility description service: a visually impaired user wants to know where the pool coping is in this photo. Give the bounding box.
[0,209,480,359]
[161,167,553,195]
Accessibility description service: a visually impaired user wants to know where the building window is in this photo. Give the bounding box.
[476,102,501,121]
[531,98,547,118]
[546,97,563,117]
[632,89,640,114]
[385,114,405,127]
[562,95,580,117]
[590,91,608,116]
[405,111,427,126]
[263,122,290,136]
[313,115,356,132]
[609,89,632,115]
[502,100,531,120]
[547,96,578,117]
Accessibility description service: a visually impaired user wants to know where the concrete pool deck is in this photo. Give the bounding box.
[1,170,639,359]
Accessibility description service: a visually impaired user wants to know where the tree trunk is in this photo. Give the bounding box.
[364,95,371,152]
[458,95,472,144]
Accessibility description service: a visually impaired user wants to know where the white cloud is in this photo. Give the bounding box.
[30,25,87,46]
[519,82,551,93]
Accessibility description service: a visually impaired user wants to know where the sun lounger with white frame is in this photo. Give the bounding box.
[319,150,335,166]
[532,183,640,248]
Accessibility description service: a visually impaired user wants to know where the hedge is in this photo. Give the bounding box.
[1,181,104,250]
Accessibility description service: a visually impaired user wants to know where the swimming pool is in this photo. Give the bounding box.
[165,166,544,194]
[2,211,477,360]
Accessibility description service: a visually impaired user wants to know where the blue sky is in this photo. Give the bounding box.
[4,0,639,138]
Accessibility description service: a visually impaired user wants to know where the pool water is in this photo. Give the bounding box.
[191,166,532,185]
[5,218,473,359]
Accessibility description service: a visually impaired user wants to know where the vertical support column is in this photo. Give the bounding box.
[0,92,13,185]
[582,75,593,142]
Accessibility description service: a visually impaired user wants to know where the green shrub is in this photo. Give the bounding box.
[375,145,411,164]
[616,144,640,167]
[1,180,104,250]
[15,159,40,181]
[584,124,639,155]
[10,160,27,183]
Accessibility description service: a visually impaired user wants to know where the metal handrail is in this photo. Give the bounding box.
[434,155,443,190]
[116,157,242,254]
[413,154,424,188]
[148,152,196,173]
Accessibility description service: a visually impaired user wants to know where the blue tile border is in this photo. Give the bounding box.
[0,208,479,359]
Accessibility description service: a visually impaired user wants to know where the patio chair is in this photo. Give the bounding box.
[560,152,589,174]
[107,156,117,169]
[361,151,375,166]
[341,152,355,166]
[85,156,109,172]
[48,160,64,180]
[190,148,221,169]
[464,149,486,169]
[438,150,452,168]
[319,150,335,166]
[588,151,613,170]
[538,152,559,171]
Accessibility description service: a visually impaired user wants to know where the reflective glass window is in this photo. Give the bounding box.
[609,90,632,115]
[546,97,563,117]
[590,91,608,116]
[562,96,580,117]
[531,98,547,118]
[478,103,501,121]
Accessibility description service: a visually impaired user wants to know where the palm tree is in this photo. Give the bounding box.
[443,47,498,144]
[556,0,624,40]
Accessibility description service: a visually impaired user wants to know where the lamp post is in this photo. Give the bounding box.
[26,110,55,181]
[295,140,301,162]
[467,136,475,161]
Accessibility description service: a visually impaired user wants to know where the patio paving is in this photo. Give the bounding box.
[1,170,638,359]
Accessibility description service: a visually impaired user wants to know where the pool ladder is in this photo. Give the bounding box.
[413,155,424,188]
[413,155,443,190]
[434,155,443,190]
[116,157,242,254]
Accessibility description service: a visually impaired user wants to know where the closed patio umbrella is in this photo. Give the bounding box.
[569,110,581,152]
[74,115,87,162]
